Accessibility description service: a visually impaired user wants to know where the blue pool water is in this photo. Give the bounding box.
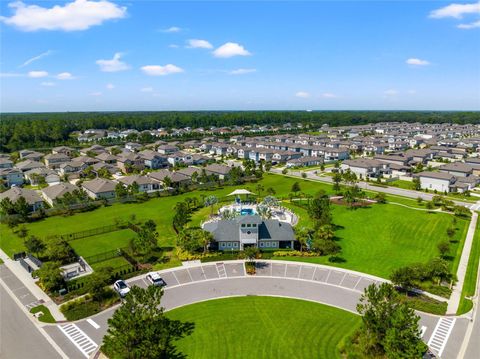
[240,208,255,216]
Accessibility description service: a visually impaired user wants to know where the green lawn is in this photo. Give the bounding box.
[90,256,132,271]
[167,296,360,359]
[30,305,55,323]
[69,229,136,258]
[275,203,469,278]
[458,219,480,315]
[0,174,331,257]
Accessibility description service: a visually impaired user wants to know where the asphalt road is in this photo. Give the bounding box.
[41,261,471,359]
[271,168,476,208]
[0,284,61,359]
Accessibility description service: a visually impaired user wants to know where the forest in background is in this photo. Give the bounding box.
[1,111,479,152]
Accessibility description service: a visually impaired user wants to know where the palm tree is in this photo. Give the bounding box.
[204,195,218,216]
[201,230,213,254]
[295,227,311,252]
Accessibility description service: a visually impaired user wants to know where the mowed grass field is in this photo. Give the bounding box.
[69,229,136,258]
[277,203,469,278]
[0,174,331,257]
[167,296,360,359]
[0,173,469,279]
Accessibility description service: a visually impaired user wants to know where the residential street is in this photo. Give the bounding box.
[270,168,476,208]
[0,281,62,359]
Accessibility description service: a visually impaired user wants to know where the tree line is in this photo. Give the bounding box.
[2,110,479,151]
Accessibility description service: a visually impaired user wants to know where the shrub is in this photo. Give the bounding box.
[272,250,318,257]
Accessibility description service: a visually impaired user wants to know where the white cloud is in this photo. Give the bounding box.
[28,70,48,78]
[106,83,115,89]
[56,72,74,80]
[213,42,251,58]
[321,93,337,98]
[407,89,417,95]
[41,81,55,86]
[229,68,256,75]
[1,0,127,32]
[141,64,184,76]
[295,91,310,98]
[458,19,480,28]
[141,87,154,92]
[429,2,480,19]
[20,50,53,67]
[186,39,213,49]
[90,91,102,96]
[168,44,179,48]
[406,58,430,66]
[384,89,399,96]
[161,26,181,33]
[96,53,130,72]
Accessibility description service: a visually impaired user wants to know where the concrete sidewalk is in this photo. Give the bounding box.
[447,211,478,314]
[0,249,65,321]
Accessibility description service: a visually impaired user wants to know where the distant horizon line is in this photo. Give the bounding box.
[2,109,480,115]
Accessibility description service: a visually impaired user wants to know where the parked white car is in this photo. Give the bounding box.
[145,272,167,287]
[113,279,130,297]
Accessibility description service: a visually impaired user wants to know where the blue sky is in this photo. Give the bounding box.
[1,0,479,112]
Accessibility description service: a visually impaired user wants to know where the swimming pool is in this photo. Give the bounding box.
[240,208,255,216]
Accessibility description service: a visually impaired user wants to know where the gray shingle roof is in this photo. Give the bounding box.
[204,216,294,243]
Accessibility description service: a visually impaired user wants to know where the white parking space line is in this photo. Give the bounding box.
[86,318,100,329]
[421,326,427,338]
[59,323,98,358]
[216,263,227,278]
[427,317,456,357]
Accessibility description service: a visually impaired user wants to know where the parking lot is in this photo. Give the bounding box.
[126,260,385,295]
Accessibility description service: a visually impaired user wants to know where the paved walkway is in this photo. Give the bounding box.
[0,248,65,321]
[271,168,474,207]
[447,211,478,314]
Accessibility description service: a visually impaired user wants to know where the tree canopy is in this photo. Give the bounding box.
[102,285,194,359]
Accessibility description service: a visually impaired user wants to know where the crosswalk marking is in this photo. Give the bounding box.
[427,317,456,357]
[216,262,227,278]
[87,318,100,329]
[25,299,44,310]
[59,323,98,358]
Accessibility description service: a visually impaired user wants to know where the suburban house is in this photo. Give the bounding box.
[15,160,45,172]
[139,150,167,169]
[340,159,391,179]
[286,156,323,168]
[117,175,161,193]
[157,144,179,155]
[52,146,76,157]
[41,183,79,206]
[0,187,44,212]
[59,161,88,176]
[147,169,191,186]
[116,153,145,173]
[25,168,60,185]
[19,150,44,162]
[82,178,117,199]
[0,158,13,169]
[203,215,295,251]
[464,158,480,176]
[438,162,474,177]
[95,152,118,164]
[204,164,233,180]
[415,172,456,193]
[44,153,71,169]
[0,168,24,187]
[176,167,203,180]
